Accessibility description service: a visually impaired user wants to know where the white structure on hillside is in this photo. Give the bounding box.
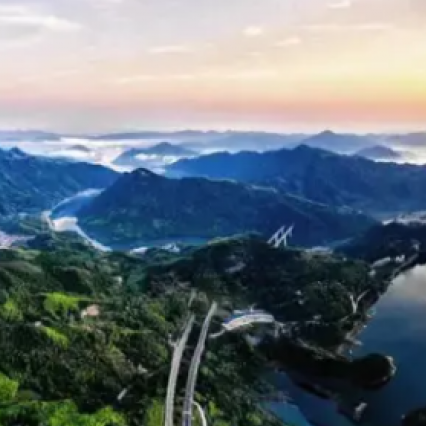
[268,225,294,248]
[223,309,275,331]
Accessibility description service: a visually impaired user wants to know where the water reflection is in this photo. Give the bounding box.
[352,265,426,426]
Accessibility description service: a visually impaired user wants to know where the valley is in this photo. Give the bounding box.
[2,0,426,423]
[1,137,426,426]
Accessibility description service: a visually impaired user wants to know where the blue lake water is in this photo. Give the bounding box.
[271,265,426,426]
[351,264,426,426]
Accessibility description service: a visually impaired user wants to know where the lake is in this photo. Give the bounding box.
[351,264,426,426]
[271,264,426,426]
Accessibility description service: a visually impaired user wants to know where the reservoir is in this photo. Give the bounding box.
[271,264,426,426]
[351,264,426,426]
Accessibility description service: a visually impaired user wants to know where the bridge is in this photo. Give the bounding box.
[222,309,275,331]
[164,304,278,426]
[182,302,217,426]
[164,315,195,426]
[268,225,294,248]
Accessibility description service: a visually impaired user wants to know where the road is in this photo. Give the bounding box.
[182,302,217,426]
[165,315,195,426]
[193,402,208,426]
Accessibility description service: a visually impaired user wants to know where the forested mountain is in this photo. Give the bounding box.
[0,148,118,216]
[77,168,375,247]
[339,221,426,262]
[0,233,384,425]
[167,145,426,215]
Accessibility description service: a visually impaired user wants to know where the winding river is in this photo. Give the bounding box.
[45,190,207,252]
[44,189,111,252]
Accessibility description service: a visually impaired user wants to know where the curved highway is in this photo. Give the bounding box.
[182,302,217,426]
[165,315,195,426]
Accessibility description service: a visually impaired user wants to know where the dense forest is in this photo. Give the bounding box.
[0,229,389,426]
[77,168,375,247]
[0,148,117,216]
[167,144,426,215]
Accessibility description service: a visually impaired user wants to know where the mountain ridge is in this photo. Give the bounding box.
[296,130,375,153]
[354,145,402,160]
[167,144,426,215]
[77,168,376,247]
[0,148,118,216]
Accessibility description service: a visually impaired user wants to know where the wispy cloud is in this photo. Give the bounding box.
[243,26,264,37]
[327,0,352,9]
[275,37,302,47]
[217,69,277,80]
[115,69,278,85]
[148,45,194,54]
[0,6,81,32]
[116,73,197,84]
[0,15,81,32]
[301,22,393,32]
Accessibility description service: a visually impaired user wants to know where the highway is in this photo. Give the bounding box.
[182,302,217,426]
[165,315,195,426]
[193,402,208,426]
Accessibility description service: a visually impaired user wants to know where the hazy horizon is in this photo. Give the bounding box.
[0,127,425,136]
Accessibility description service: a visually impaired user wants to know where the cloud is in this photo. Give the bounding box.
[301,23,393,32]
[148,45,194,54]
[115,69,278,85]
[327,0,352,9]
[115,73,197,84]
[0,15,81,31]
[216,69,277,80]
[243,26,264,37]
[0,6,81,32]
[275,37,302,47]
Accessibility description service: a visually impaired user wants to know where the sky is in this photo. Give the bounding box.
[0,0,425,132]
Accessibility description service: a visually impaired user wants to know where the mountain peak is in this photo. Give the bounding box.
[317,130,337,138]
[130,168,160,178]
[300,131,373,154]
[7,147,28,158]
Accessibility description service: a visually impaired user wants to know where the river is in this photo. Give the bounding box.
[44,189,112,252]
[46,190,208,252]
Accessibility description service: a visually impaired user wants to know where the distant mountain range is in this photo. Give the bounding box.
[113,142,197,169]
[96,130,377,154]
[77,168,376,247]
[354,145,402,161]
[0,130,60,141]
[167,144,426,216]
[0,148,118,216]
[296,130,375,154]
